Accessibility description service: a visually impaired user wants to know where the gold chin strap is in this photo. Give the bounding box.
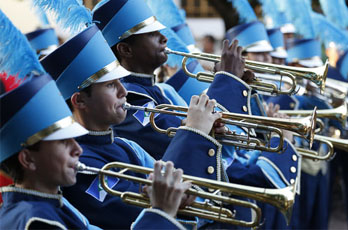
[118,16,157,40]
[77,60,120,90]
[22,116,75,147]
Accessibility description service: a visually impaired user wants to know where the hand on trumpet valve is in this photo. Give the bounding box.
[143,161,195,217]
[186,94,222,134]
[264,102,294,141]
[214,40,245,78]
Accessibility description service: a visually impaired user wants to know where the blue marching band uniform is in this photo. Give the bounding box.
[1,0,348,229]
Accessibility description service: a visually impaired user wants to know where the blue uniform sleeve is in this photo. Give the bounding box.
[131,208,185,230]
[207,71,252,114]
[119,137,155,168]
[162,126,225,181]
[156,83,188,107]
[256,137,300,189]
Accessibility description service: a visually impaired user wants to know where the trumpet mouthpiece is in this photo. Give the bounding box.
[164,47,172,54]
[75,162,86,172]
[122,102,132,110]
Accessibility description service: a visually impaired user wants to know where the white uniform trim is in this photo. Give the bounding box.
[25,217,67,230]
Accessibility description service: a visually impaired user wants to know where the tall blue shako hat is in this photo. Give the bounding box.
[258,0,296,34]
[280,0,323,67]
[146,0,197,52]
[25,28,59,56]
[286,38,323,67]
[34,0,130,100]
[267,28,287,59]
[319,0,348,30]
[91,0,165,48]
[25,4,59,56]
[225,0,273,52]
[146,0,209,104]
[0,10,88,163]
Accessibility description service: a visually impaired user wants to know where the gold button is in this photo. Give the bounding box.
[242,105,248,112]
[292,155,298,161]
[243,90,248,97]
[290,179,295,184]
[208,188,215,192]
[207,166,215,174]
[290,166,296,173]
[290,102,295,108]
[208,149,215,157]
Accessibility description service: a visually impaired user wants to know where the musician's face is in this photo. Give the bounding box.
[83,79,128,128]
[127,31,168,72]
[247,52,272,63]
[25,139,82,193]
[272,57,286,65]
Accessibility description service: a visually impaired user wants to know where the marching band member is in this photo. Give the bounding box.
[41,22,227,229]
[0,10,203,230]
[92,1,300,227]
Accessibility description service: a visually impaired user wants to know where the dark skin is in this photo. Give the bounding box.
[116,32,254,84]
[115,31,168,74]
[214,40,254,84]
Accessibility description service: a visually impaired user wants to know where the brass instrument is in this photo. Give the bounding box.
[314,134,348,152]
[76,161,296,228]
[123,103,317,149]
[295,135,335,161]
[279,103,347,125]
[164,48,328,94]
[165,48,297,95]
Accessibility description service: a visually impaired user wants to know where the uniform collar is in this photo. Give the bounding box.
[0,186,64,207]
[76,128,115,145]
[123,72,155,86]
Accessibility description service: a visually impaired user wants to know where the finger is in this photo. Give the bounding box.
[214,126,226,134]
[222,40,229,53]
[147,173,154,181]
[206,99,216,112]
[153,161,163,181]
[213,121,224,127]
[230,39,238,53]
[274,104,280,113]
[189,95,199,107]
[198,94,209,108]
[163,161,174,182]
[243,70,254,83]
[237,45,243,58]
[212,111,222,121]
[172,168,183,185]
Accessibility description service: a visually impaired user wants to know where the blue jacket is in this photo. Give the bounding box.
[0,186,185,230]
[63,128,221,229]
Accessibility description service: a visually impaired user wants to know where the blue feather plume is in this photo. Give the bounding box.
[310,12,348,50]
[160,28,189,68]
[283,0,315,38]
[259,0,286,27]
[33,0,92,34]
[31,1,50,27]
[146,0,185,28]
[0,10,45,79]
[319,0,348,29]
[227,0,257,23]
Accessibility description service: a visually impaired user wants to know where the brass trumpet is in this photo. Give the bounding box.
[279,102,347,125]
[164,48,328,94]
[76,161,296,228]
[295,135,335,161]
[123,103,317,149]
